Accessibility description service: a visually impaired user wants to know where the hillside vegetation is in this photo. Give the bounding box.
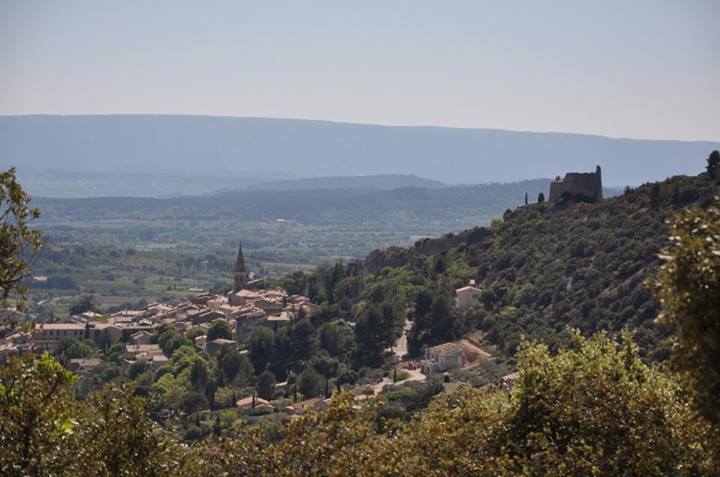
[288,166,720,361]
[2,328,717,476]
[27,180,557,315]
[2,155,719,475]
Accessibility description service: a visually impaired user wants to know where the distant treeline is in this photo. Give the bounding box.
[35,179,562,225]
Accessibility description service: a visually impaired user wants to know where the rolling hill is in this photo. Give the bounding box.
[1,115,717,191]
[289,164,720,361]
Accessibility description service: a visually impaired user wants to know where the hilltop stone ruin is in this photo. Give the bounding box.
[549,165,603,203]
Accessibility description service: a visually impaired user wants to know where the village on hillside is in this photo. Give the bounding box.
[0,237,518,415]
[0,166,613,421]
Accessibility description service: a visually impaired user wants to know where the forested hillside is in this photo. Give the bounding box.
[2,156,719,476]
[286,164,720,361]
[27,179,565,315]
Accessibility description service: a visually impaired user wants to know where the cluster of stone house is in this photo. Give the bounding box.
[24,288,314,355]
[1,242,316,364]
[0,240,522,413]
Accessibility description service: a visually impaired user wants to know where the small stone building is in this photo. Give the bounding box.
[455,285,482,310]
[206,338,236,356]
[421,342,466,374]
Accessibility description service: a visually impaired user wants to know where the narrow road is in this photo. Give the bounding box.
[390,319,412,358]
[370,368,426,395]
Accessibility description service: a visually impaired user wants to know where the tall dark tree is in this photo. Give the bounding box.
[537,192,545,203]
[0,168,42,311]
[318,321,351,358]
[189,358,209,390]
[270,328,293,381]
[313,355,339,379]
[650,183,662,207]
[408,290,434,356]
[323,261,346,305]
[354,305,393,367]
[248,327,275,374]
[707,149,720,179]
[256,369,276,400]
[298,365,323,398]
[217,346,255,384]
[429,294,455,343]
[290,319,318,366]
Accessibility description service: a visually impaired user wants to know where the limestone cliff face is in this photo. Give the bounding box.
[549,166,603,203]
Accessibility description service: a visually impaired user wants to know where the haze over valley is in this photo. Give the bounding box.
[2,115,717,198]
[2,2,719,474]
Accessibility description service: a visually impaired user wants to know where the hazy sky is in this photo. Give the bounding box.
[1,0,718,141]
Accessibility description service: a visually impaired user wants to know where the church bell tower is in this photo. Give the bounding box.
[233,241,249,292]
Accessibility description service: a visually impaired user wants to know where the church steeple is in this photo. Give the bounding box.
[233,241,249,292]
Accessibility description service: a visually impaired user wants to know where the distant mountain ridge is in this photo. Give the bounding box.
[242,174,445,192]
[1,115,717,188]
[34,179,555,228]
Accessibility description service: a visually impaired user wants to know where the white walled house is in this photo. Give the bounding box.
[421,342,466,374]
[455,286,482,310]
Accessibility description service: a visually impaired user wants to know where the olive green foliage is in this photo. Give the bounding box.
[157,326,192,355]
[0,353,77,475]
[0,353,190,476]
[652,198,720,423]
[354,303,398,367]
[248,326,275,373]
[393,331,717,476]
[2,332,718,475]
[0,167,42,311]
[54,338,98,360]
[206,319,233,341]
[298,365,323,398]
[707,149,720,179]
[294,170,719,362]
[257,370,276,400]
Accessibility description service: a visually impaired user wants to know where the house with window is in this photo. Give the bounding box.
[421,342,466,374]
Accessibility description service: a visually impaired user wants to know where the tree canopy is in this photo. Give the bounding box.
[652,199,720,424]
[0,167,42,311]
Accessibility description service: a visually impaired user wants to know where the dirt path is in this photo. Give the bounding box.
[390,319,412,358]
[370,368,426,395]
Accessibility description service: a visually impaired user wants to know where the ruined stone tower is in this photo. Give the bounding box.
[549,165,603,203]
[233,241,250,292]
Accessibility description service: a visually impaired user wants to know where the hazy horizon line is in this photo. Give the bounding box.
[3,113,719,144]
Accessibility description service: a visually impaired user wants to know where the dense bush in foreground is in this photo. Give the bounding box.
[1,329,718,476]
